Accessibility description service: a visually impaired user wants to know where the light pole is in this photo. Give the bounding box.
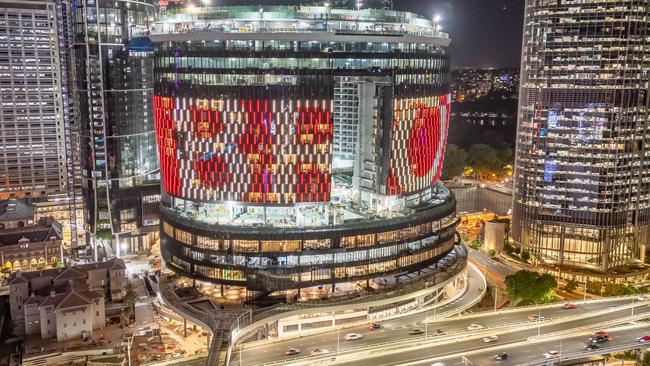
[537,309,541,337]
[337,327,340,358]
[355,1,362,30]
[583,279,587,303]
[632,297,635,322]
[239,343,242,366]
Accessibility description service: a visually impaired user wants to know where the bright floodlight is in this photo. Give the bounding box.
[433,14,441,23]
[200,0,210,5]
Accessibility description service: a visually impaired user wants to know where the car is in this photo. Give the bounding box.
[433,329,445,335]
[494,352,508,361]
[368,323,381,330]
[483,335,499,343]
[543,350,559,359]
[638,335,650,343]
[586,343,600,351]
[285,348,300,356]
[344,333,363,341]
[638,295,647,301]
[466,324,484,331]
[408,328,425,335]
[562,303,577,309]
[430,363,446,366]
[527,314,545,321]
[310,349,330,356]
[590,332,611,344]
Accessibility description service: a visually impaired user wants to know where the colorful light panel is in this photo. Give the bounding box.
[153,96,333,204]
[387,95,450,195]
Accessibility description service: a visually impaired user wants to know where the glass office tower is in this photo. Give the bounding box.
[150,5,461,300]
[512,1,650,271]
[72,0,160,255]
[0,0,69,199]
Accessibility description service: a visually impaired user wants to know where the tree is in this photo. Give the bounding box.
[122,282,137,324]
[565,279,578,293]
[521,250,531,263]
[441,144,468,180]
[466,144,501,179]
[505,270,557,305]
[586,281,603,295]
[487,249,497,258]
[52,259,63,268]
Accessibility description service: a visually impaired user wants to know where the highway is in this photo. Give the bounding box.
[231,264,485,365]
[236,295,646,365]
[468,248,514,281]
[320,305,650,366]
[462,323,650,366]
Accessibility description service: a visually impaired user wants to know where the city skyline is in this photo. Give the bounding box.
[2,1,650,366]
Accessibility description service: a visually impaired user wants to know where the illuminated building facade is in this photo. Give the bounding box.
[72,0,160,254]
[151,5,460,298]
[512,1,650,271]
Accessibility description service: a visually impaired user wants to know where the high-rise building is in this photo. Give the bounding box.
[0,0,69,199]
[0,0,82,249]
[150,5,460,301]
[72,0,160,255]
[512,1,650,271]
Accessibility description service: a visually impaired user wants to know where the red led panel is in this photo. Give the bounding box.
[387,95,450,195]
[153,96,181,196]
[153,96,333,204]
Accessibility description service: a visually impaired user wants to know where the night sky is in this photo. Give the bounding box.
[215,0,525,69]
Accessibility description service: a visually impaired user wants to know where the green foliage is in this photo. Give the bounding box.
[503,243,515,256]
[122,282,137,323]
[468,239,481,250]
[520,250,530,263]
[601,283,641,297]
[641,352,650,366]
[95,229,112,241]
[441,144,468,180]
[466,144,502,179]
[564,279,578,293]
[586,281,603,295]
[505,270,557,305]
[617,350,640,361]
[52,259,63,269]
[487,249,497,258]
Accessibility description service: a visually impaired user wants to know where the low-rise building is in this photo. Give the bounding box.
[8,258,126,340]
[0,219,64,272]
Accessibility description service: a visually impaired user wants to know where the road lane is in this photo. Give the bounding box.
[241,299,648,365]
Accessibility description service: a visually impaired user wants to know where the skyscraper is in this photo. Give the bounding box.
[512,1,650,271]
[0,0,70,199]
[151,4,458,301]
[72,0,160,255]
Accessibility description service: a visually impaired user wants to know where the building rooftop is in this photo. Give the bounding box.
[152,5,448,41]
[0,199,35,223]
[0,220,63,246]
[8,257,127,285]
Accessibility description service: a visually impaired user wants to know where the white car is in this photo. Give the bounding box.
[637,295,647,301]
[310,349,330,356]
[483,335,499,343]
[431,363,446,366]
[543,350,559,359]
[344,333,363,341]
[466,324,484,331]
